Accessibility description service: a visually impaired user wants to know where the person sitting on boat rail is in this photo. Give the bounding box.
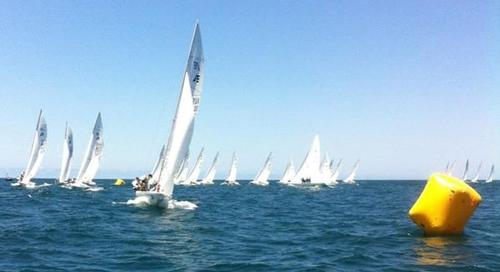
[132,177,140,191]
[18,171,25,181]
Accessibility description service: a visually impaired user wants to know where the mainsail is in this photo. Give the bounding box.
[150,144,166,186]
[485,164,495,183]
[185,148,204,184]
[201,152,219,184]
[343,160,360,184]
[470,162,482,183]
[225,151,238,183]
[153,22,205,197]
[461,159,469,181]
[291,135,321,184]
[58,124,73,183]
[279,159,296,184]
[20,110,48,183]
[75,113,104,185]
[251,153,272,185]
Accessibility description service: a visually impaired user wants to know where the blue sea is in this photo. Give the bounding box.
[0,179,499,271]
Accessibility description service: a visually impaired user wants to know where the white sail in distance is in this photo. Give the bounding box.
[485,164,495,183]
[251,153,272,186]
[315,153,332,182]
[291,135,321,184]
[20,110,48,184]
[279,159,296,184]
[462,159,469,181]
[154,22,205,197]
[328,159,342,185]
[470,162,482,183]
[445,160,456,176]
[201,152,219,184]
[58,124,73,183]
[343,160,360,184]
[185,148,204,184]
[75,113,104,185]
[225,151,238,183]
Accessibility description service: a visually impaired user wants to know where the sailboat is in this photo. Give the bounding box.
[461,159,469,181]
[485,164,495,183]
[470,162,482,183]
[146,144,166,190]
[342,160,360,184]
[13,110,48,188]
[445,160,456,176]
[327,159,342,186]
[182,148,204,185]
[72,113,104,189]
[200,152,219,185]
[317,154,333,182]
[250,153,272,186]
[222,151,239,185]
[174,156,189,184]
[278,159,296,184]
[131,22,204,208]
[58,124,73,183]
[290,135,321,185]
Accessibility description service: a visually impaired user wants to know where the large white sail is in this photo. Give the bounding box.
[328,159,342,185]
[58,124,73,183]
[75,113,104,185]
[153,22,205,197]
[279,159,296,184]
[184,148,204,184]
[20,110,48,184]
[461,159,469,181]
[225,151,238,183]
[201,152,219,184]
[251,153,272,186]
[470,162,482,183]
[485,164,495,183]
[291,135,321,184]
[343,160,360,184]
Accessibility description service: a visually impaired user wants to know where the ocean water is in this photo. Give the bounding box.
[0,179,499,272]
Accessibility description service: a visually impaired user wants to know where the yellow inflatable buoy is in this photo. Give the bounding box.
[409,173,482,235]
[114,178,126,186]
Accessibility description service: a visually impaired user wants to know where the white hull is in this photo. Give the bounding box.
[221,181,240,186]
[129,191,197,210]
[250,180,269,186]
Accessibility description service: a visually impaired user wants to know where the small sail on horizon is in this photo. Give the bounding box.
[485,164,495,183]
[201,152,219,184]
[279,159,296,184]
[316,153,333,182]
[224,151,238,185]
[445,160,456,176]
[328,159,342,185]
[251,153,272,186]
[291,135,321,184]
[58,124,73,183]
[343,160,360,184]
[18,110,48,185]
[75,113,103,186]
[470,162,483,183]
[184,148,204,185]
[461,159,469,181]
[174,155,190,184]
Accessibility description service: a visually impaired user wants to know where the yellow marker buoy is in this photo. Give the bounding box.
[409,173,481,235]
[114,178,125,186]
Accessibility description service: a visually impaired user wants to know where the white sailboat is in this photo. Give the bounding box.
[278,159,296,184]
[73,113,104,189]
[317,153,333,182]
[200,152,219,185]
[250,153,272,186]
[470,162,482,183]
[58,124,73,183]
[485,164,495,183]
[343,160,360,184]
[291,135,321,185]
[183,148,204,185]
[13,110,48,188]
[174,156,189,184]
[131,22,204,208]
[445,160,456,176]
[461,159,469,181]
[327,159,342,186]
[222,151,239,185]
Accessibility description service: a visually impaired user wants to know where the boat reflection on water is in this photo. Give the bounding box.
[413,236,473,266]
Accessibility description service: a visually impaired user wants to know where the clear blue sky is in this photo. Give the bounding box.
[0,1,498,179]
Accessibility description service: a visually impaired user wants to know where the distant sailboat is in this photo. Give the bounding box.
[58,124,73,183]
[73,113,103,189]
[201,152,219,185]
[485,164,495,183]
[343,160,360,184]
[133,22,205,208]
[445,160,456,176]
[461,159,469,181]
[251,153,272,186]
[291,135,321,185]
[174,156,190,184]
[222,151,239,185]
[327,159,342,186]
[279,159,296,184]
[317,153,333,182]
[470,162,482,183]
[13,110,48,188]
[183,148,204,185]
